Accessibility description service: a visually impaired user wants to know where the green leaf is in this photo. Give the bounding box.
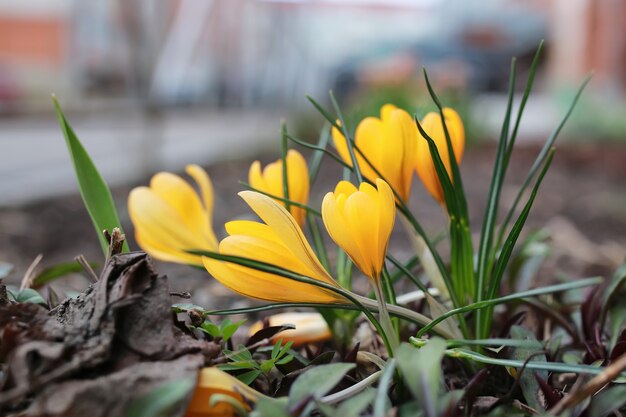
[432,346,626,380]
[335,389,376,417]
[609,304,626,349]
[480,149,556,337]
[236,369,263,385]
[396,340,446,415]
[475,58,517,335]
[52,96,129,255]
[271,339,283,359]
[16,288,47,305]
[125,378,194,417]
[496,74,591,252]
[251,397,290,417]
[588,385,626,417]
[600,262,626,330]
[509,326,548,411]
[289,363,355,408]
[217,362,257,371]
[32,260,97,288]
[200,321,221,338]
[220,319,245,342]
[276,355,294,365]
[308,123,331,184]
[373,359,395,417]
[415,276,602,338]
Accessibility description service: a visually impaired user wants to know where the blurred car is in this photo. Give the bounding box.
[332,6,548,98]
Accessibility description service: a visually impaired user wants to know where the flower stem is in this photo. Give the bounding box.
[372,278,399,355]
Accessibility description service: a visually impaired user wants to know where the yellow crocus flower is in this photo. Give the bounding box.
[202,191,345,304]
[248,149,309,226]
[415,108,465,205]
[332,104,418,201]
[128,165,217,266]
[185,367,264,417]
[321,179,396,281]
[248,312,332,346]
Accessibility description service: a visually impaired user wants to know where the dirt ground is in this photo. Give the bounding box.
[1,142,625,310]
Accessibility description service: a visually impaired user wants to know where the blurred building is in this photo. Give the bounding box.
[0,0,624,113]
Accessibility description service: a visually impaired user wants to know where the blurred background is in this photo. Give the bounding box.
[1,0,625,302]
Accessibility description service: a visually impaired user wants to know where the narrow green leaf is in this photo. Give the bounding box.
[414,116,458,213]
[335,390,376,417]
[600,262,626,330]
[306,213,330,271]
[373,359,395,417]
[271,339,282,359]
[481,150,556,337]
[289,363,355,407]
[329,91,363,184]
[285,133,350,169]
[239,181,321,217]
[32,260,98,288]
[280,122,291,212]
[509,326,548,412]
[504,41,545,167]
[438,347,626,380]
[237,369,263,385]
[308,123,331,184]
[125,378,194,417]
[397,340,446,417]
[496,75,591,250]
[251,397,290,417]
[16,288,47,305]
[588,384,626,416]
[413,276,602,337]
[475,58,517,336]
[306,96,342,131]
[422,68,468,218]
[52,96,128,255]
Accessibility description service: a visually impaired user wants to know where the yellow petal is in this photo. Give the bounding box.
[248,160,266,190]
[186,164,218,247]
[375,179,396,264]
[354,117,384,182]
[416,109,465,205]
[285,150,310,225]
[321,191,368,274]
[128,187,209,252]
[380,103,398,121]
[344,188,379,277]
[248,312,331,346]
[185,367,262,417]
[202,257,343,304]
[135,230,204,266]
[149,172,212,244]
[238,191,335,285]
[219,235,316,279]
[331,124,352,167]
[334,180,358,196]
[389,108,418,201]
[261,161,284,198]
[224,220,283,246]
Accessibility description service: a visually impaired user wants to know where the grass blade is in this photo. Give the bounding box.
[53,96,128,255]
[308,123,331,184]
[329,91,364,184]
[475,58,517,335]
[495,75,592,250]
[280,122,291,212]
[416,346,626,380]
[413,276,602,338]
